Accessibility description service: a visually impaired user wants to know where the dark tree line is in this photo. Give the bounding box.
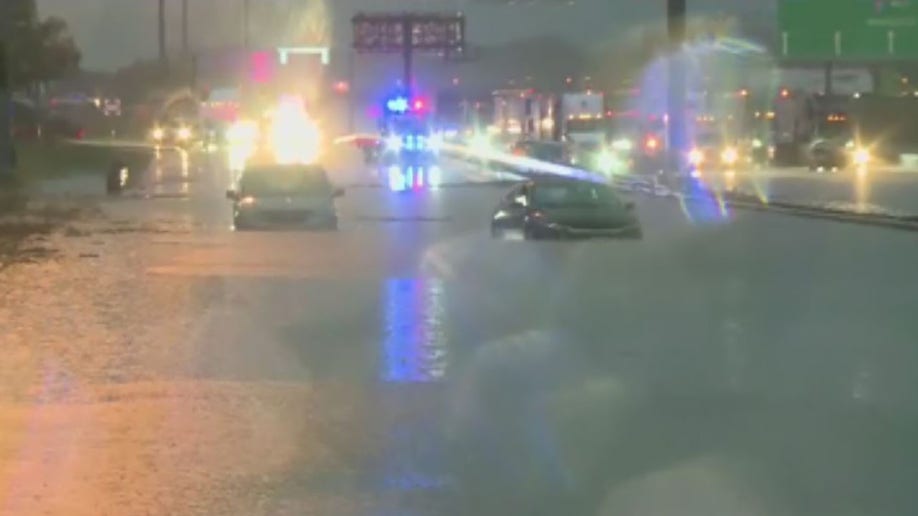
[2,0,81,94]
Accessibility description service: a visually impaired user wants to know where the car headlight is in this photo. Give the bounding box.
[721,147,739,165]
[853,148,870,166]
[238,196,256,206]
[177,127,192,140]
[152,127,164,140]
[688,148,704,166]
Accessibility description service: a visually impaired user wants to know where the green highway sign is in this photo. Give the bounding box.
[779,0,918,61]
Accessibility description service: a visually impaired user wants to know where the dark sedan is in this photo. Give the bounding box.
[226,164,343,231]
[490,179,642,240]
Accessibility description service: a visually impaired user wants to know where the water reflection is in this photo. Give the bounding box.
[372,278,452,504]
[679,176,731,224]
[853,167,871,212]
[381,278,448,383]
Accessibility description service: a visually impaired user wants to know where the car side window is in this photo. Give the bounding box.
[510,185,529,207]
[503,185,525,205]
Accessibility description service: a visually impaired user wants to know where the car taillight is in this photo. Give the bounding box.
[76,128,86,140]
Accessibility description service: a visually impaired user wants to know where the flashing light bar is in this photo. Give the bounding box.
[386,96,410,113]
[385,95,429,115]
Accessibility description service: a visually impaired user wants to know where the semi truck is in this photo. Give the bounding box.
[771,67,873,166]
[559,91,605,148]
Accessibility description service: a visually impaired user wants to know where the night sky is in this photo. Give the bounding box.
[35,0,773,70]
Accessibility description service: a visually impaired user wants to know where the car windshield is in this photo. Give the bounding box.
[240,166,329,196]
[531,182,619,207]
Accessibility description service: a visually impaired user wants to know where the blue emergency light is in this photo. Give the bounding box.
[386,96,410,114]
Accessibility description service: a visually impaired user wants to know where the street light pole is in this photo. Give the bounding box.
[181,0,189,56]
[667,0,687,174]
[0,41,11,179]
[242,0,250,49]
[158,0,167,63]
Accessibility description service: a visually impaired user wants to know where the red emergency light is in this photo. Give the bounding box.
[249,51,275,84]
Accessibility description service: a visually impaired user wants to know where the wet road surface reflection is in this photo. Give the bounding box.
[127,170,918,514]
[381,278,448,383]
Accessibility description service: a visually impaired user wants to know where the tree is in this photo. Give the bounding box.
[3,0,81,94]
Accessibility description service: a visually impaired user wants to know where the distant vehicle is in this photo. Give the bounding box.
[226,163,343,231]
[490,178,642,240]
[11,99,41,140]
[687,133,748,172]
[806,139,851,171]
[511,139,575,166]
[102,98,122,117]
[354,136,382,164]
[150,118,198,147]
[560,91,606,148]
[42,114,86,140]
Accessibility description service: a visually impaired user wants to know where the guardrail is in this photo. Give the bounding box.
[435,139,918,233]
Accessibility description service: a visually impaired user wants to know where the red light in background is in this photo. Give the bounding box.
[333,81,349,93]
[249,51,274,84]
[645,136,659,150]
[780,88,790,98]
[740,88,749,97]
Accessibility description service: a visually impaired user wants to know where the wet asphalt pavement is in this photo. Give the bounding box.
[2,148,918,515]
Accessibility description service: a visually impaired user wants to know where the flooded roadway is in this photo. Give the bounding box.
[1,149,917,515]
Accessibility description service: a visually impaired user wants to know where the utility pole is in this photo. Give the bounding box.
[181,0,189,56]
[158,0,167,63]
[242,0,250,50]
[0,0,12,180]
[0,41,11,179]
[402,17,414,96]
[667,0,687,174]
[347,50,355,133]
